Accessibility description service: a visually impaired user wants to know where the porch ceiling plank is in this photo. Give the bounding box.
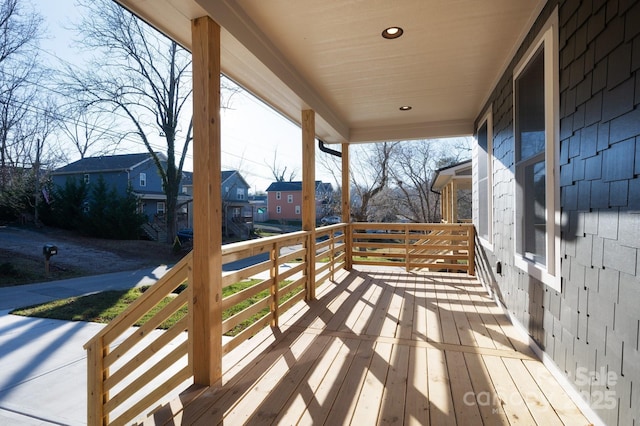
[115,0,544,143]
[143,267,591,425]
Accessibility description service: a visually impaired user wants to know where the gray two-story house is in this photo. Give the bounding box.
[180,170,253,238]
[51,152,191,229]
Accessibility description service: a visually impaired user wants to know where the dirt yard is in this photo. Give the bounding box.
[0,225,184,285]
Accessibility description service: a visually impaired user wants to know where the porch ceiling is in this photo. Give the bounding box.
[114,0,545,143]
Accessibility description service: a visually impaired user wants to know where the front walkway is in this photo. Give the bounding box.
[147,266,591,425]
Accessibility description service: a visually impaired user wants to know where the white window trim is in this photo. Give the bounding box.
[287,194,293,203]
[276,205,281,214]
[476,106,493,251]
[140,173,146,187]
[276,191,281,200]
[512,7,560,291]
[84,174,90,184]
[295,205,301,215]
[157,201,166,215]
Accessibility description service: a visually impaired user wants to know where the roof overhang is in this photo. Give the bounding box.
[114,0,545,144]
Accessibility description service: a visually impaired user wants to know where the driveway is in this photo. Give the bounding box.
[0,265,169,425]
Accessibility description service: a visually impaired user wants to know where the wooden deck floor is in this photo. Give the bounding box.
[145,266,590,425]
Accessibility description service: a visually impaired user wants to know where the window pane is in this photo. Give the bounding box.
[523,159,546,264]
[516,47,545,162]
[477,122,488,180]
[477,121,489,240]
[478,182,488,238]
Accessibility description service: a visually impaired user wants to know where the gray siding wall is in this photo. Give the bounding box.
[475,1,640,424]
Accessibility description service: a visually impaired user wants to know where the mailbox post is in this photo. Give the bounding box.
[43,244,57,275]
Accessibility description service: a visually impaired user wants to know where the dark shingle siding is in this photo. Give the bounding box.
[475,1,640,424]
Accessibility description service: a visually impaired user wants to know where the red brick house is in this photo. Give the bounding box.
[265,180,333,222]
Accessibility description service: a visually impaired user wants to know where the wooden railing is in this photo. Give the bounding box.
[351,222,475,275]
[84,222,472,424]
[84,225,349,425]
[84,252,193,426]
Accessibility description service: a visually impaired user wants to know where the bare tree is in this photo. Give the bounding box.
[390,138,471,223]
[349,142,397,222]
[267,148,298,182]
[0,0,42,185]
[65,0,194,242]
[57,104,122,160]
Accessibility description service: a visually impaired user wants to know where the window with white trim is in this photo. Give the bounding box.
[84,174,90,184]
[236,188,244,200]
[513,8,560,291]
[295,205,301,215]
[140,173,146,187]
[287,194,293,203]
[476,109,493,247]
[157,201,166,215]
[276,205,281,214]
[276,191,281,200]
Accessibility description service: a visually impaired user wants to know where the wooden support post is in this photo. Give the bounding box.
[302,110,316,300]
[86,339,107,426]
[341,142,352,270]
[191,16,222,386]
[468,225,476,276]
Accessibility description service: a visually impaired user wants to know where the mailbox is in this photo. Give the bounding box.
[43,244,58,258]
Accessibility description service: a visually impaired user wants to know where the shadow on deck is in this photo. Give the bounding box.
[144,266,589,425]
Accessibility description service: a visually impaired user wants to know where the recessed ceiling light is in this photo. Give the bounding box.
[382,26,403,39]
[399,106,412,111]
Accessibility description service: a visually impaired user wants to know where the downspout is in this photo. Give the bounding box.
[318,139,342,158]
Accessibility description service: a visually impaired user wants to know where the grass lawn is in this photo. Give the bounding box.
[11,278,299,336]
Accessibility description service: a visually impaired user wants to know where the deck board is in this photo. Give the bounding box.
[143,266,592,426]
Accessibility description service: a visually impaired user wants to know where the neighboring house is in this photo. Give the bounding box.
[181,170,253,238]
[265,180,333,222]
[248,194,268,222]
[50,153,191,228]
[431,160,472,223]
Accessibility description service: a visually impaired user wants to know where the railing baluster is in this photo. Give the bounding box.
[272,241,279,327]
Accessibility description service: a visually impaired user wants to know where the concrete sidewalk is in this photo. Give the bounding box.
[0,266,170,426]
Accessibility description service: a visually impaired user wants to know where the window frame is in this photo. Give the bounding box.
[476,107,493,250]
[84,174,90,184]
[276,205,281,214]
[512,8,560,291]
[295,205,301,215]
[287,194,293,204]
[157,201,166,215]
[276,191,281,200]
[139,173,146,187]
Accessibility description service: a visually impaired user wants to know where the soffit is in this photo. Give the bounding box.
[115,0,545,144]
